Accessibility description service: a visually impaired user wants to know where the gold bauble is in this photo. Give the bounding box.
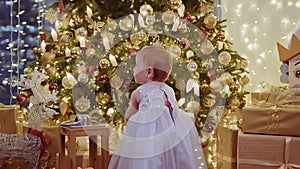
[41,52,55,64]
[200,40,214,55]
[71,47,82,57]
[119,17,134,31]
[162,11,176,24]
[46,66,57,77]
[185,100,200,114]
[110,76,123,89]
[62,73,77,89]
[218,51,231,65]
[19,106,29,122]
[239,58,248,69]
[192,72,200,79]
[99,58,111,69]
[77,73,89,84]
[204,14,217,29]
[145,15,156,25]
[220,72,233,85]
[73,14,84,25]
[240,75,250,87]
[230,98,240,108]
[137,31,148,41]
[139,4,153,17]
[130,33,142,45]
[168,45,181,58]
[169,0,182,9]
[75,27,88,39]
[107,18,118,31]
[210,80,222,92]
[96,92,110,105]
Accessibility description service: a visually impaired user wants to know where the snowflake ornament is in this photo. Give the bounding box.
[45,8,58,24]
[13,69,57,130]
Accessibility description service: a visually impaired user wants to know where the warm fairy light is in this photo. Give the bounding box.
[224,0,300,92]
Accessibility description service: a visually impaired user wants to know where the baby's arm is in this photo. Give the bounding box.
[125,89,140,121]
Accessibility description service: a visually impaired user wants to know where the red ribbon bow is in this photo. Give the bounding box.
[28,128,51,156]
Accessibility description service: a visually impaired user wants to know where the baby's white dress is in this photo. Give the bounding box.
[108,83,207,169]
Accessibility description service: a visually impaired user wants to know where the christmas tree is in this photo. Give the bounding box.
[18,0,249,167]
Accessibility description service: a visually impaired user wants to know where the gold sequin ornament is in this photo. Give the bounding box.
[62,73,77,89]
[74,96,90,112]
[41,52,55,64]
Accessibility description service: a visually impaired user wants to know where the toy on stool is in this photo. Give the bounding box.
[277,29,300,90]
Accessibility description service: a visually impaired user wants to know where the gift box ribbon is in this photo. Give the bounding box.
[28,128,51,156]
[239,137,300,169]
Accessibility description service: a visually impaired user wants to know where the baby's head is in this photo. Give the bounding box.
[135,46,172,82]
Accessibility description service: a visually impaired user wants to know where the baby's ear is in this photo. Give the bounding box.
[147,67,154,79]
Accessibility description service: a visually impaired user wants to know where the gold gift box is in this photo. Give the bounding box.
[238,131,300,169]
[251,92,300,105]
[216,124,238,169]
[0,105,19,134]
[242,106,300,136]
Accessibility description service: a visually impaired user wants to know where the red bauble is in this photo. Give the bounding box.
[178,40,186,49]
[183,14,192,22]
[199,30,208,40]
[59,1,65,13]
[49,83,59,92]
[122,79,131,89]
[17,94,27,104]
[87,66,96,75]
[96,74,108,83]
[40,32,46,41]
[206,70,216,78]
[204,123,214,133]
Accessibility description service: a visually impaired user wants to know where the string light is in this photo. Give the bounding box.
[224,0,300,92]
[9,0,14,104]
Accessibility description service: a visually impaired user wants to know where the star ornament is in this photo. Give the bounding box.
[86,16,105,33]
[45,8,58,24]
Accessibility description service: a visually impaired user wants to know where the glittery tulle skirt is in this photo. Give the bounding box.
[108,107,207,169]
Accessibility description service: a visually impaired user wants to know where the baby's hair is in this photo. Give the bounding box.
[137,45,172,82]
[152,68,169,82]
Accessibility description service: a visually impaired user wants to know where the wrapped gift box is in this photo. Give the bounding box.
[238,132,300,169]
[242,106,300,136]
[0,105,19,134]
[251,92,279,104]
[216,124,238,169]
[251,91,300,105]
